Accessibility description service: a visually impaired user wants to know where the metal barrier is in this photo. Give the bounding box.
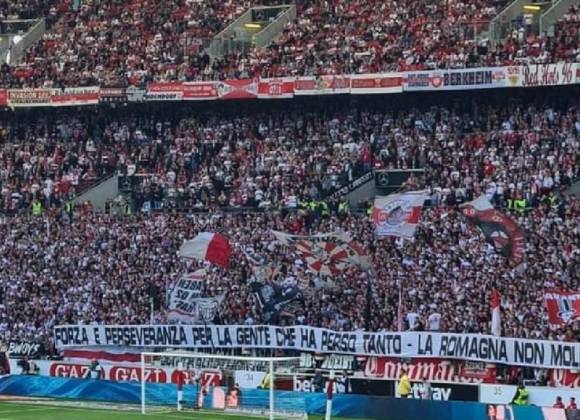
[207,5,296,58]
[540,0,576,35]
[0,18,46,64]
[253,5,296,49]
[489,0,528,44]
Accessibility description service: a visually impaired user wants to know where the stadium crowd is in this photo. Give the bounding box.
[0,1,579,87]
[2,98,578,214]
[0,93,578,354]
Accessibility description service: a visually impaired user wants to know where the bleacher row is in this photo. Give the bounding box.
[0,1,577,88]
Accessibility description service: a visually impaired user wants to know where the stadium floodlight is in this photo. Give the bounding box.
[140,352,308,419]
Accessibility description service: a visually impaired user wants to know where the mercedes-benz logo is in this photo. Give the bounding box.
[376,172,390,187]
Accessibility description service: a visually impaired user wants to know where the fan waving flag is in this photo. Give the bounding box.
[491,288,502,336]
[271,231,369,276]
[372,190,428,238]
[460,195,525,264]
[179,232,232,268]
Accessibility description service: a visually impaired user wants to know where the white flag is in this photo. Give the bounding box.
[372,190,428,238]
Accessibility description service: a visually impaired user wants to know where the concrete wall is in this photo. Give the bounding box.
[72,174,118,211]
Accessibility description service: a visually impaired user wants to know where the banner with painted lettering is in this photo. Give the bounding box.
[544,290,580,327]
[257,78,295,99]
[7,341,45,358]
[350,74,404,94]
[404,67,509,91]
[363,357,496,384]
[182,82,219,100]
[294,75,351,95]
[53,326,580,369]
[506,63,577,88]
[50,87,100,106]
[99,87,127,103]
[167,269,224,323]
[7,89,53,107]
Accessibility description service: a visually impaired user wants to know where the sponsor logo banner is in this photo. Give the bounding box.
[404,68,508,91]
[54,325,580,369]
[294,75,351,95]
[394,381,479,401]
[544,290,580,328]
[7,359,219,385]
[350,74,404,94]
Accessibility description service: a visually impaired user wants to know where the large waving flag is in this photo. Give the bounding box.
[271,231,369,276]
[372,190,428,238]
[460,195,525,263]
[178,233,232,268]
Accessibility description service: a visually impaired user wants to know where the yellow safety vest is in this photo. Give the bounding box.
[32,202,43,216]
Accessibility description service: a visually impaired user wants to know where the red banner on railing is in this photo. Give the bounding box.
[257,78,295,99]
[544,290,580,327]
[363,357,496,384]
[51,87,100,106]
[182,82,219,100]
[350,74,404,94]
[0,64,578,109]
[216,79,258,100]
[294,75,351,95]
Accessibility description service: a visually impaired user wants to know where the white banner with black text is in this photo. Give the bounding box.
[53,325,580,369]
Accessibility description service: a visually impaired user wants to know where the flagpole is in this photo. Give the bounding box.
[397,278,403,332]
[365,269,373,330]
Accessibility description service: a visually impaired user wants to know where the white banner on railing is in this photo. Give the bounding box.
[53,325,580,369]
[404,67,510,91]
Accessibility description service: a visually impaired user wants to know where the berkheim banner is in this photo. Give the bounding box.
[53,325,580,369]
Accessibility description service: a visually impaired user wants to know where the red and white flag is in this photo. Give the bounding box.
[491,288,502,336]
[371,190,428,238]
[179,233,231,268]
[271,231,369,276]
[544,290,580,327]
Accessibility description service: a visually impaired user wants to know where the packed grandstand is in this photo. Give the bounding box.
[0,0,578,418]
